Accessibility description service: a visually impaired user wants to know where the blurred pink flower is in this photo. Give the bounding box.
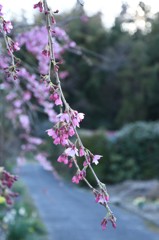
[101,218,107,230]
[23,91,31,101]
[92,155,102,165]
[79,147,85,157]
[33,1,43,12]
[19,114,30,132]
[57,154,69,165]
[3,20,13,33]
[65,146,78,157]
[36,153,53,171]
[17,156,26,166]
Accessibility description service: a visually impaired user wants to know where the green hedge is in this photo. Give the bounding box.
[44,122,159,185]
[114,122,159,180]
[80,122,159,185]
[80,130,138,185]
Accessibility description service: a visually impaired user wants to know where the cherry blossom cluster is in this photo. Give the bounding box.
[0,167,18,205]
[101,215,117,230]
[35,0,116,229]
[17,25,73,75]
[0,5,20,200]
[0,4,75,171]
[0,4,20,80]
[0,0,116,229]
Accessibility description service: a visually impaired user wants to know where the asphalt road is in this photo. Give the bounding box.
[19,163,159,240]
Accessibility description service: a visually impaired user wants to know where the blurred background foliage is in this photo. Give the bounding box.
[14,1,159,130]
[0,182,46,240]
[41,1,159,184]
[11,1,159,130]
[1,1,159,184]
[59,2,159,129]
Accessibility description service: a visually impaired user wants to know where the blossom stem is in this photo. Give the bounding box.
[1,25,15,65]
[43,0,108,192]
[42,0,114,221]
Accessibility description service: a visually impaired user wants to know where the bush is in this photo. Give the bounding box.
[0,182,46,240]
[80,130,138,185]
[79,122,159,185]
[114,121,159,179]
[79,130,111,185]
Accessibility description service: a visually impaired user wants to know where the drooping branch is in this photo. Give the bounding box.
[35,0,117,229]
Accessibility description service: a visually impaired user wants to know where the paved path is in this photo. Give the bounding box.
[19,163,159,240]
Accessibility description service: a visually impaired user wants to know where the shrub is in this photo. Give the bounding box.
[0,182,46,240]
[114,121,159,179]
[80,130,138,185]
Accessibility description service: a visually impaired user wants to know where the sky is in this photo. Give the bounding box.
[0,0,159,27]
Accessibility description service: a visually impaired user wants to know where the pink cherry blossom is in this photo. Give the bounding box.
[8,39,20,52]
[72,175,80,184]
[0,169,18,205]
[77,112,85,121]
[53,136,60,145]
[13,99,22,108]
[17,26,72,75]
[60,136,69,146]
[71,110,84,127]
[78,170,86,179]
[95,193,109,204]
[46,128,56,137]
[46,126,70,146]
[57,154,69,165]
[68,161,73,168]
[22,143,36,151]
[13,42,20,51]
[27,137,43,145]
[72,170,86,184]
[42,49,50,57]
[44,108,56,122]
[69,41,76,48]
[3,20,13,33]
[101,215,116,230]
[33,1,43,12]
[50,93,62,106]
[59,71,69,79]
[19,114,30,132]
[23,91,31,101]
[51,15,56,24]
[65,146,78,157]
[83,156,91,167]
[101,218,107,230]
[36,153,53,171]
[92,155,103,165]
[110,218,117,229]
[79,147,85,157]
[57,112,70,123]
[6,92,17,101]
[68,126,75,137]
